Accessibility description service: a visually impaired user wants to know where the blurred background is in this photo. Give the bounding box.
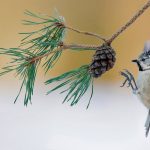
[0,0,150,149]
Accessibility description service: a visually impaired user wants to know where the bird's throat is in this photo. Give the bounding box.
[136,61,144,71]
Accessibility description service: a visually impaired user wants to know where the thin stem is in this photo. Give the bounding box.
[64,43,98,50]
[29,43,98,63]
[107,0,150,44]
[66,26,107,42]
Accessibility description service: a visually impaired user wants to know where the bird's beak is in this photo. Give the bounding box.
[132,59,138,63]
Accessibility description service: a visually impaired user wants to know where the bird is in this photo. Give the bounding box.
[121,41,150,137]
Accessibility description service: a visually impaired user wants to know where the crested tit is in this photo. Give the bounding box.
[121,41,150,137]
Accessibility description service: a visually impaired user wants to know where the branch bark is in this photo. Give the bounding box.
[65,1,150,45]
[66,26,107,42]
[107,0,150,44]
[29,43,98,63]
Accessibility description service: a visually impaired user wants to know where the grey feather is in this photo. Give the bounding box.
[143,41,150,53]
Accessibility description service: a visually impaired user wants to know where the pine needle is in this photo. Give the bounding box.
[20,10,65,51]
[45,65,94,108]
[0,47,39,105]
[20,10,66,72]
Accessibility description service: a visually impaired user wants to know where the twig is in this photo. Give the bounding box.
[66,26,107,42]
[63,43,98,50]
[65,1,150,45]
[29,43,98,63]
[107,0,150,44]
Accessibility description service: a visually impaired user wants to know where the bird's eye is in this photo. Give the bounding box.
[141,58,145,61]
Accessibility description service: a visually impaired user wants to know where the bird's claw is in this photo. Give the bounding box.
[120,69,138,93]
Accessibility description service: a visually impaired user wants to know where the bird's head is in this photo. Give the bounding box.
[132,41,150,71]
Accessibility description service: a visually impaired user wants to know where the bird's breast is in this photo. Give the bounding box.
[137,71,150,108]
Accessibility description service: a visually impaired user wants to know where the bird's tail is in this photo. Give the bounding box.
[145,110,150,137]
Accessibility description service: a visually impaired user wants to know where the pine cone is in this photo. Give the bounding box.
[89,43,116,78]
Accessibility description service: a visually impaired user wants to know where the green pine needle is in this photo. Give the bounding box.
[0,48,39,105]
[20,10,66,72]
[43,50,62,73]
[20,10,66,53]
[45,65,94,108]
[15,61,39,105]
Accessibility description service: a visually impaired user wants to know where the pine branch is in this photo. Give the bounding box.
[65,25,107,42]
[27,43,98,63]
[0,1,150,108]
[107,0,150,44]
[64,1,150,44]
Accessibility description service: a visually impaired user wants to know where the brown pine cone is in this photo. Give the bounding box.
[89,43,116,78]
